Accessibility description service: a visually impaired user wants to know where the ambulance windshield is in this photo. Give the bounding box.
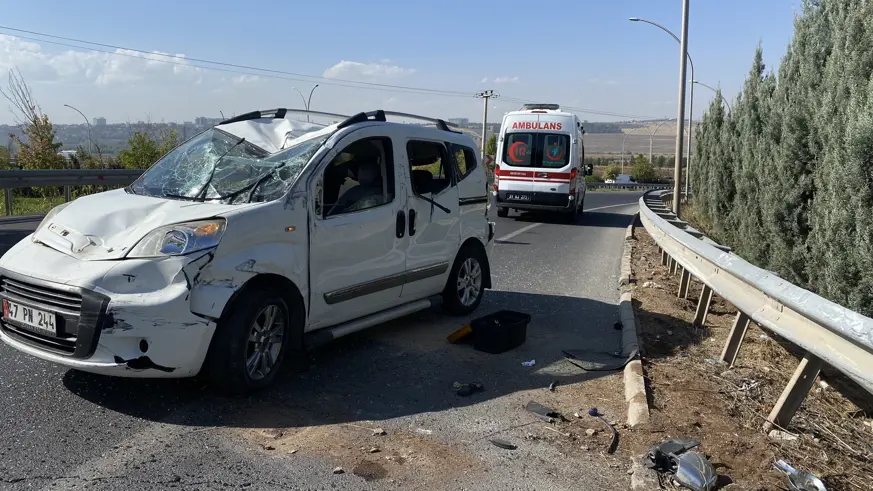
[502,133,570,168]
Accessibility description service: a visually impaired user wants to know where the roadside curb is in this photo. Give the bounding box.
[618,213,649,429]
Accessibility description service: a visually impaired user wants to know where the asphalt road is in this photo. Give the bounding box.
[0,191,643,491]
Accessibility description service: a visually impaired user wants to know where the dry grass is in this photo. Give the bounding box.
[631,225,873,490]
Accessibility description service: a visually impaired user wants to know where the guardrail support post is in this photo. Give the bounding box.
[693,285,713,328]
[4,188,12,216]
[720,311,750,367]
[64,185,71,202]
[660,250,668,266]
[678,267,691,299]
[765,353,823,430]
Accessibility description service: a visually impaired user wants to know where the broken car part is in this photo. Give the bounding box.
[525,401,563,423]
[470,310,530,354]
[673,451,717,491]
[453,382,484,397]
[774,460,827,491]
[645,438,701,472]
[446,324,473,344]
[489,439,517,450]
[562,348,639,371]
[588,408,618,454]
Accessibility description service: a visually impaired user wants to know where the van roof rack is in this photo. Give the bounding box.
[337,110,460,133]
[219,108,352,125]
[521,103,560,111]
[220,108,460,134]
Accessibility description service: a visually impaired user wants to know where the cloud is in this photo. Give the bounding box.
[493,76,519,84]
[322,60,415,80]
[0,34,201,87]
[480,77,488,83]
[232,74,260,84]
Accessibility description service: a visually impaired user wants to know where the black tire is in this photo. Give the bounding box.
[497,207,509,218]
[442,245,487,316]
[205,288,301,396]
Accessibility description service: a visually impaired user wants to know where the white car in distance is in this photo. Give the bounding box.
[0,108,496,394]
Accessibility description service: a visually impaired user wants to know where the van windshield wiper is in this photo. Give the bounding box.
[190,136,247,202]
[218,161,289,203]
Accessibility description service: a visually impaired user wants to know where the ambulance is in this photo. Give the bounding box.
[492,104,591,221]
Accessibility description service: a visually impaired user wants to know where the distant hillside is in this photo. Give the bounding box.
[0,123,205,156]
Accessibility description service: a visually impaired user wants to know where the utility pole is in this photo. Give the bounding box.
[672,0,690,216]
[475,90,498,163]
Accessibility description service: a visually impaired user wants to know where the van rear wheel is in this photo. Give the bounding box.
[443,246,486,315]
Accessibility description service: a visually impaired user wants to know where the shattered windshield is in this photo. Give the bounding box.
[128,127,330,204]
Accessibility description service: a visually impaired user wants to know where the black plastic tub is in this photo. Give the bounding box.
[471,310,530,354]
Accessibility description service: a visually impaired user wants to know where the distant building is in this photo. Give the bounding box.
[448,118,469,127]
[92,117,107,126]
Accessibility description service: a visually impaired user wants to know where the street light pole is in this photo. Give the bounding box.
[292,85,319,122]
[64,104,92,155]
[630,7,691,215]
[693,80,732,112]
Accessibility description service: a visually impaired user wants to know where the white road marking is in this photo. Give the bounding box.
[495,202,638,243]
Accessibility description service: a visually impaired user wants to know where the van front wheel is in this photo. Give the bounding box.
[206,288,300,396]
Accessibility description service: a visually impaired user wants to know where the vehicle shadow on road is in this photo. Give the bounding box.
[62,290,644,428]
[508,210,633,229]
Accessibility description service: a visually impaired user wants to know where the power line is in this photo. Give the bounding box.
[0,25,473,97]
[0,25,659,120]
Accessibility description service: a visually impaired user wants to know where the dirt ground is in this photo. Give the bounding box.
[232,372,634,489]
[629,225,873,490]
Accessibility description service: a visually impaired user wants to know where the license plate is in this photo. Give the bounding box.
[3,299,57,336]
[507,194,531,201]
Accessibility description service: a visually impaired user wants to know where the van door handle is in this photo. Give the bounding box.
[408,209,416,236]
[396,210,406,238]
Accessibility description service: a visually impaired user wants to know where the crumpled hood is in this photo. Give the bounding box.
[32,189,253,260]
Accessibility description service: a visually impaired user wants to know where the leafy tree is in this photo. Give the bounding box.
[602,164,621,180]
[118,127,178,170]
[631,155,657,183]
[485,134,497,156]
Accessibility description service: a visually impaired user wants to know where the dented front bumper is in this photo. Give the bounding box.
[0,238,217,378]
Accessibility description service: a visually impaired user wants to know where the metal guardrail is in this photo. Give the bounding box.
[0,169,145,216]
[587,182,671,191]
[640,189,873,429]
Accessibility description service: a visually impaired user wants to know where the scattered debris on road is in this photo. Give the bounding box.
[446,324,472,344]
[453,381,485,397]
[588,408,618,454]
[562,349,637,372]
[521,359,536,367]
[525,400,562,423]
[470,310,530,354]
[548,381,558,392]
[372,428,387,436]
[489,439,517,450]
[332,466,345,475]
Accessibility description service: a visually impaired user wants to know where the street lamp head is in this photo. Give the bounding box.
[629,17,641,22]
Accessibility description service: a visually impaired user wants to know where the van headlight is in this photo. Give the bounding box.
[32,202,72,241]
[127,219,227,258]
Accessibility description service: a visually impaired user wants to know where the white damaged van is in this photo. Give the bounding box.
[493,104,591,221]
[0,109,496,394]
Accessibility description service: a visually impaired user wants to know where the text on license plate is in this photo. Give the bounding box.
[3,299,57,335]
[507,194,531,201]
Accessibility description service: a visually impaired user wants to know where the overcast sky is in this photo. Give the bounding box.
[0,0,800,125]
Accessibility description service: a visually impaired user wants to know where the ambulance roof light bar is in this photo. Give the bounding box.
[520,103,560,111]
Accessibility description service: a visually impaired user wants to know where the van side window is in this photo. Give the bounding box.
[322,137,395,218]
[450,144,478,181]
[407,140,451,195]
